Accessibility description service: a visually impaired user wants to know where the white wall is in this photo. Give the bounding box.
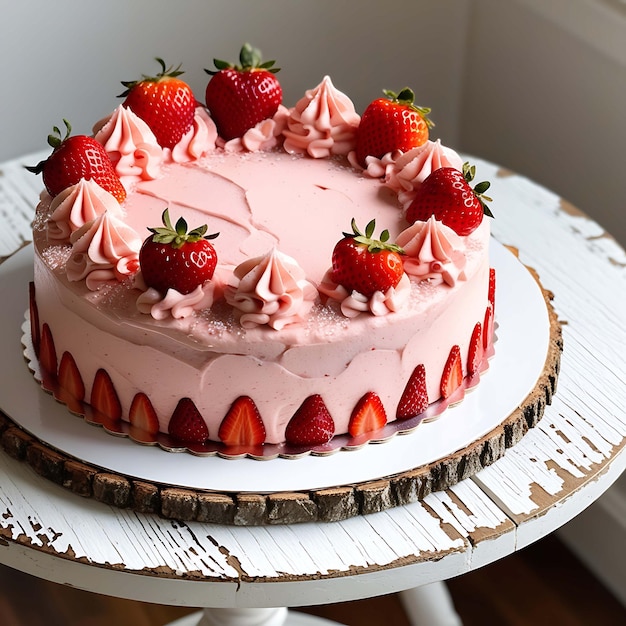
[460,0,626,247]
[0,0,470,162]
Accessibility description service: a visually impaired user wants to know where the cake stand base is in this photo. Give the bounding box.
[165,582,462,626]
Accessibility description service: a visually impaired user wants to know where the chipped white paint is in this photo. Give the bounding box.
[0,154,624,612]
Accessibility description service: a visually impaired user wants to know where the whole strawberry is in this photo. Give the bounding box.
[139,209,219,295]
[120,58,196,150]
[205,43,282,140]
[331,219,404,297]
[355,88,433,167]
[405,162,493,236]
[26,120,126,203]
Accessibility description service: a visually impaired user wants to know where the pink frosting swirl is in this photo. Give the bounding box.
[47,178,122,243]
[224,248,318,330]
[283,76,361,158]
[318,272,411,318]
[65,211,142,290]
[136,280,216,320]
[94,105,164,185]
[386,140,464,210]
[396,216,467,287]
[220,106,290,153]
[167,106,218,163]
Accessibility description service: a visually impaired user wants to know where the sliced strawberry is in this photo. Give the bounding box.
[441,345,463,399]
[29,282,41,357]
[483,303,494,352]
[90,369,122,422]
[348,391,387,437]
[467,323,484,376]
[58,351,85,401]
[129,392,160,435]
[39,323,57,378]
[168,397,209,444]
[396,364,429,419]
[218,396,266,446]
[488,267,496,313]
[285,394,335,446]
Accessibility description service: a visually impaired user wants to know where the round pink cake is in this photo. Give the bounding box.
[28,69,494,455]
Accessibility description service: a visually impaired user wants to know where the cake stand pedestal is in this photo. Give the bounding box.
[167,583,463,626]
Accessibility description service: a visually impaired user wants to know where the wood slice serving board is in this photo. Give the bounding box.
[0,242,562,525]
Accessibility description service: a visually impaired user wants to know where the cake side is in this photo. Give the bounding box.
[31,149,492,447]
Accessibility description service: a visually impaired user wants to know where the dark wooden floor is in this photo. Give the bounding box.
[0,534,623,625]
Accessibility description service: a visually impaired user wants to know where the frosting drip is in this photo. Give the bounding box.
[396,216,467,286]
[47,178,122,243]
[283,76,360,158]
[66,211,142,290]
[225,248,317,330]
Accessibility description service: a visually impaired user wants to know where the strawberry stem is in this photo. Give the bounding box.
[344,218,404,254]
[205,43,280,76]
[119,58,185,97]
[462,162,494,218]
[383,88,434,128]
[148,209,219,248]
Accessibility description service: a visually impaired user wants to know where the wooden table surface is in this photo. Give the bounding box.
[0,153,624,613]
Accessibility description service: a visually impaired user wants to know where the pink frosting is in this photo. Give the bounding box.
[386,140,464,210]
[319,272,411,318]
[47,178,123,243]
[94,105,164,185]
[167,107,218,163]
[224,248,318,330]
[396,216,467,287]
[66,211,142,290]
[283,76,361,158]
[135,279,216,320]
[220,106,290,153]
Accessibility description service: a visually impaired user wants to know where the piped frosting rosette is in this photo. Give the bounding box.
[65,210,142,290]
[94,105,164,185]
[224,248,318,330]
[385,139,464,210]
[283,75,361,158]
[396,216,467,287]
[167,106,218,162]
[219,105,290,153]
[319,272,411,318]
[135,274,217,321]
[47,178,123,243]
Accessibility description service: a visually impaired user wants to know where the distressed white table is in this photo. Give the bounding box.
[0,153,624,626]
